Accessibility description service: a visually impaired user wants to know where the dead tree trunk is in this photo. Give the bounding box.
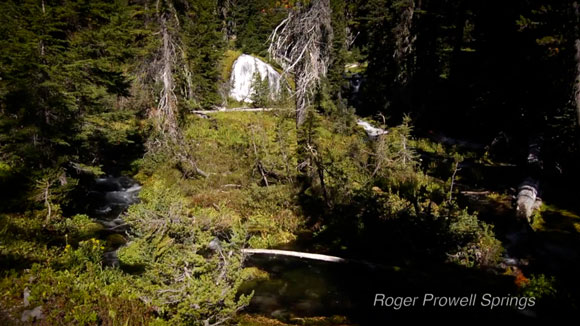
[143,1,206,178]
[156,14,178,137]
[268,0,333,127]
[575,2,580,127]
[575,39,580,128]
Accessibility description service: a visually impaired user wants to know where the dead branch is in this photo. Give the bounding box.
[42,180,52,224]
[305,143,329,206]
[268,0,333,126]
[448,161,461,203]
[250,127,269,187]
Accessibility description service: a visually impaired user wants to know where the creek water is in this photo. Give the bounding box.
[78,170,577,322]
[86,176,141,266]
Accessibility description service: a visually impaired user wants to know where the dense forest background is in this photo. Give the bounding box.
[1,0,579,324]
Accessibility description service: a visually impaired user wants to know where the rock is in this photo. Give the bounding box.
[104,191,133,204]
[103,250,119,268]
[21,306,43,322]
[107,233,127,246]
[270,308,290,321]
[516,178,540,222]
[23,287,30,307]
[208,238,221,251]
[95,177,122,191]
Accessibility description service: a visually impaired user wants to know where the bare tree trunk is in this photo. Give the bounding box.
[575,39,580,128]
[448,160,460,203]
[40,0,46,57]
[144,1,206,178]
[157,15,178,136]
[575,2,580,127]
[268,0,333,127]
[43,181,52,224]
[295,72,309,126]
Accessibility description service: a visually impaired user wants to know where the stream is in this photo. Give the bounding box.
[86,176,141,266]
[80,166,578,322]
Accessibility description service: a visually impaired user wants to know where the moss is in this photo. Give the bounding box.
[106,233,127,247]
[345,61,368,75]
[221,49,243,81]
[532,202,580,233]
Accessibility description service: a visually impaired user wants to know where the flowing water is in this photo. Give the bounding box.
[77,140,578,322]
[229,54,285,103]
[86,176,141,266]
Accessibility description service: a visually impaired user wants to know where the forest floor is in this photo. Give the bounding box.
[2,111,579,325]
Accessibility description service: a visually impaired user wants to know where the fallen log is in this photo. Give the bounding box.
[241,248,347,263]
[192,107,281,115]
[460,190,491,196]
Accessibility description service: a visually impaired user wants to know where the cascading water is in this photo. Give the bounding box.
[229,54,284,103]
[87,176,141,266]
[357,120,388,139]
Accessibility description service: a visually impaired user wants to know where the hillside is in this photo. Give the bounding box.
[2,0,580,324]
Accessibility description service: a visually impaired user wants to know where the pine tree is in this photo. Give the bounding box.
[0,0,139,205]
[327,0,348,113]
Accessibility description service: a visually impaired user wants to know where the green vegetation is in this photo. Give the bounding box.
[1,0,579,324]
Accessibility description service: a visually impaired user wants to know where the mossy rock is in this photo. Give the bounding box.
[78,222,105,239]
[106,233,127,247]
[117,240,149,266]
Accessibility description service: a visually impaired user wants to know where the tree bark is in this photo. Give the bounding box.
[159,15,178,135]
[575,38,580,128]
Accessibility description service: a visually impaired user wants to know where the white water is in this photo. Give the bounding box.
[88,176,141,267]
[357,119,388,139]
[229,54,283,103]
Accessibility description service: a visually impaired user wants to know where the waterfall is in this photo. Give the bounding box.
[229,54,284,103]
[357,119,388,139]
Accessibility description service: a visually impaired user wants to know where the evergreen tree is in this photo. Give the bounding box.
[327,0,348,113]
[0,0,139,206]
[182,0,225,109]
